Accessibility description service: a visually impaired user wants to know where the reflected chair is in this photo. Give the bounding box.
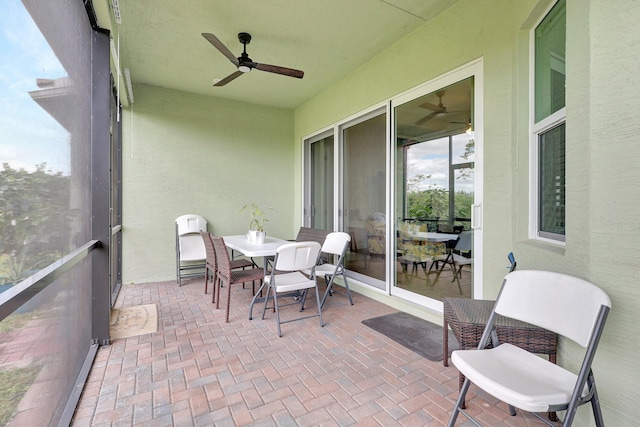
[302,232,353,308]
[200,232,253,302]
[261,241,322,337]
[364,212,385,266]
[438,230,472,293]
[447,270,611,427]
[396,222,413,280]
[398,222,449,288]
[211,236,265,323]
[175,214,208,286]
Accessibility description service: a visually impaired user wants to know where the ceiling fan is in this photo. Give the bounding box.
[415,90,463,126]
[202,32,304,86]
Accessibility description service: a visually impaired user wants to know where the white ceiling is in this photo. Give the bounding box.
[95,0,460,109]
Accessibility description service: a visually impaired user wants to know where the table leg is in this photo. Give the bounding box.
[248,256,271,320]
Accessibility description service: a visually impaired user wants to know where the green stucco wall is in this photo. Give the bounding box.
[121,84,295,284]
[292,0,640,425]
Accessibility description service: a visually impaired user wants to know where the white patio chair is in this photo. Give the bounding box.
[302,231,353,308]
[261,241,322,337]
[438,230,473,293]
[447,270,611,427]
[175,214,207,286]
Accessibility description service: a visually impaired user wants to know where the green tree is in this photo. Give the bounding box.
[0,163,71,285]
[406,174,448,219]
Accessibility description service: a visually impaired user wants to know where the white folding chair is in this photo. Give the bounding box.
[438,230,473,294]
[448,270,611,427]
[261,241,322,337]
[302,231,353,308]
[175,214,207,286]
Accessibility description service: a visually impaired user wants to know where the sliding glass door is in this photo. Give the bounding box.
[302,61,482,307]
[393,76,478,304]
[304,132,334,230]
[340,109,387,290]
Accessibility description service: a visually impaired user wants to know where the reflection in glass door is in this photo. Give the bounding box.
[305,133,334,230]
[394,77,475,302]
[341,110,387,290]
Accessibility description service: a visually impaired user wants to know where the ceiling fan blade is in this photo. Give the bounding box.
[419,101,443,111]
[202,33,239,66]
[415,112,438,126]
[213,70,244,86]
[255,63,304,79]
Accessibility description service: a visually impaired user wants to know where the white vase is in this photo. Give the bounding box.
[255,231,266,244]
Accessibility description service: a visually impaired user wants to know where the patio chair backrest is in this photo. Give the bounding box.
[321,232,351,256]
[176,214,207,236]
[274,242,321,272]
[496,270,611,347]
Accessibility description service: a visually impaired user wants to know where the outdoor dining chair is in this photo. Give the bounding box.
[211,236,265,323]
[261,241,322,337]
[447,270,611,427]
[200,232,253,302]
[301,231,353,308]
[398,222,449,288]
[175,214,208,286]
[437,230,473,294]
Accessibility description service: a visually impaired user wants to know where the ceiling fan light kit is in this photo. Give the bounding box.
[202,31,304,86]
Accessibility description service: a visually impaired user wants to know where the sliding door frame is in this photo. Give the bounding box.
[301,59,484,310]
[390,60,484,311]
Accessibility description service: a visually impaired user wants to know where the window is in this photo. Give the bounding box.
[532,0,566,242]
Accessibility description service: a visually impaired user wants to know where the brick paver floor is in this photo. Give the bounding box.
[71,278,559,426]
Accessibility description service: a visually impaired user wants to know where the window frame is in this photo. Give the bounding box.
[529,0,566,244]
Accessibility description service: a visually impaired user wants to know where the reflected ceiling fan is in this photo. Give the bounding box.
[415,90,465,126]
[202,32,304,86]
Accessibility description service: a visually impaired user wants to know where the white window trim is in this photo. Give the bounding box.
[529,107,566,245]
[528,0,566,245]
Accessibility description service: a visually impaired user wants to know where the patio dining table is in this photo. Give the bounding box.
[409,231,459,242]
[222,234,288,320]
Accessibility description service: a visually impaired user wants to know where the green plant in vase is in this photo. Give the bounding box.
[240,203,270,243]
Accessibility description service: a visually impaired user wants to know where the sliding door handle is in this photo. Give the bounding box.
[471,203,482,230]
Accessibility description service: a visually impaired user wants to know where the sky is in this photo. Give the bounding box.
[405,133,475,194]
[0,0,70,175]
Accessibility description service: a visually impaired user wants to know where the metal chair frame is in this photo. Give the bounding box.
[448,270,611,427]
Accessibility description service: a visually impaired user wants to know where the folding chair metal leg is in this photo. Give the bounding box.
[273,288,282,337]
[447,378,475,427]
[438,257,463,294]
[563,371,605,427]
[341,273,353,305]
[315,283,324,328]
[261,284,274,321]
[425,261,444,288]
[452,264,463,294]
[588,376,606,427]
[319,270,353,308]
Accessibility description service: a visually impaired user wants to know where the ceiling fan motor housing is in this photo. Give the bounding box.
[238,32,252,45]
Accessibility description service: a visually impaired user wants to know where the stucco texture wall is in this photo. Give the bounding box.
[292,0,639,425]
[121,84,295,284]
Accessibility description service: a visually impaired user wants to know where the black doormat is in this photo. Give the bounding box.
[362,311,458,362]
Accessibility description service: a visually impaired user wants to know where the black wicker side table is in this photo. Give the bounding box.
[443,297,558,415]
